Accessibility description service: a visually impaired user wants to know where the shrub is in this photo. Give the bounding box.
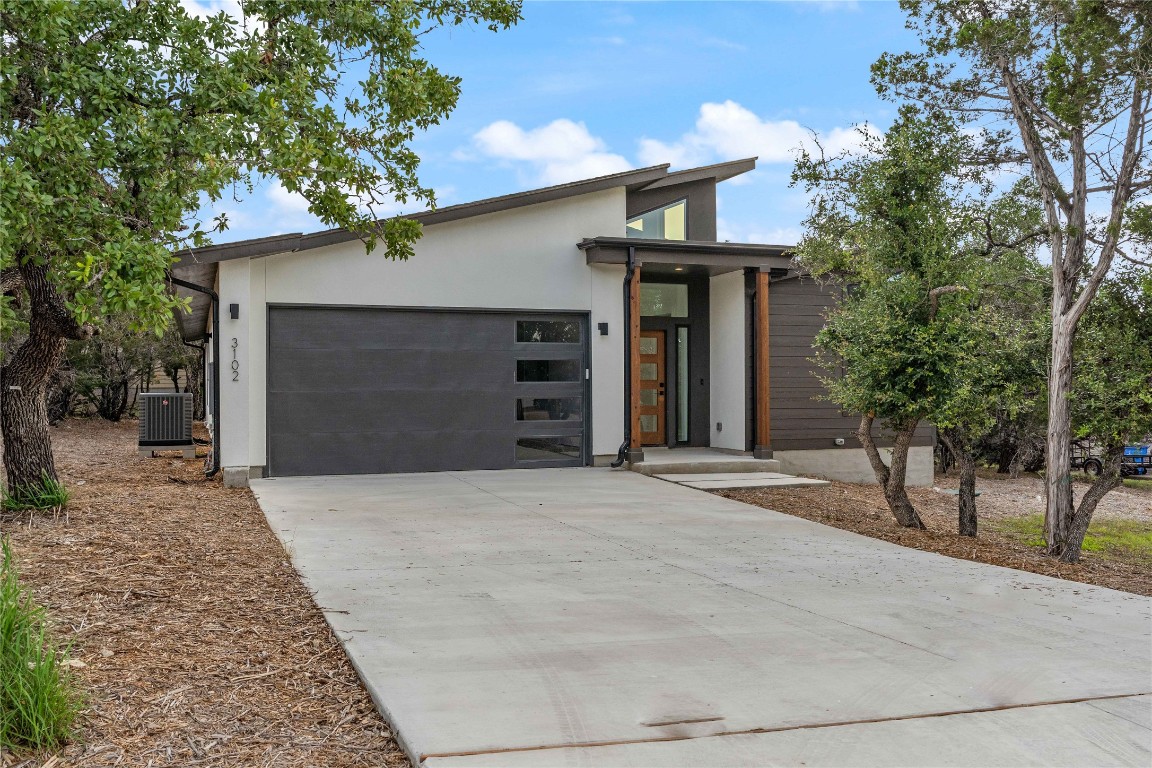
[1,474,71,512]
[0,538,81,752]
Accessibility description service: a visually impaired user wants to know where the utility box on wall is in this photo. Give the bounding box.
[138,393,195,458]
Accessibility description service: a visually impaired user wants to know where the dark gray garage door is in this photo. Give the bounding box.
[267,307,587,476]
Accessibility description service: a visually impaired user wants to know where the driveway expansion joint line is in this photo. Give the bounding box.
[419,691,1152,762]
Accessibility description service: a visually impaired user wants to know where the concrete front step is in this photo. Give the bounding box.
[631,457,782,476]
[631,460,783,476]
[650,470,831,491]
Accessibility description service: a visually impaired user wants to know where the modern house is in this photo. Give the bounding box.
[170,159,934,487]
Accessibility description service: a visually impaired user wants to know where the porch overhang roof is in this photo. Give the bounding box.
[578,237,796,276]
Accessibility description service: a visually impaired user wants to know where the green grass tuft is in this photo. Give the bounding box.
[1,474,71,511]
[1124,477,1152,491]
[996,514,1152,563]
[0,537,82,753]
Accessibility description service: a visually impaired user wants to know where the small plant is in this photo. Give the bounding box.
[0,538,82,752]
[1,474,71,511]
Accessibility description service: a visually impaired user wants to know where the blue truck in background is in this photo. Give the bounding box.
[1072,441,1151,477]
[1122,444,1151,477]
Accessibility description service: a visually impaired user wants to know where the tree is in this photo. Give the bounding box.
[873,0,1151,558]
[1063,267,1152,561]
[795,109,1045,534]
[931,251,1048,536]
[795,111,980,529]
[0,0,521,495]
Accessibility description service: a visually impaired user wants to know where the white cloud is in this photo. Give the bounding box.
[180,0,242,20]
[266,179,313,216]
[471,119,632,186]
[180,0,265,33]
[637,100,875,169]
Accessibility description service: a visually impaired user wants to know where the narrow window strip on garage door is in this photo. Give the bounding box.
[266,306,588,476]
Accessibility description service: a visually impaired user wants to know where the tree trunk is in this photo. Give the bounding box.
[1044,319,1076,555]
[996,446,1014,475]
[941,428,977,537]
[1,380,59,492]
[1059,448,1123,563]
[0,260,94,492]
[857,414,926,529]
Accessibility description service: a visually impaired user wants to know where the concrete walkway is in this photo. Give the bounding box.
[252,469,1152,767]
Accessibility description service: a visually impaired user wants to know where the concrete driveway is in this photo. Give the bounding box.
[251,469,1151,767]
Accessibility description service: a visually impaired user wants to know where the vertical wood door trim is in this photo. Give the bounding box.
[755,270,771,450]
[629,265,642,450]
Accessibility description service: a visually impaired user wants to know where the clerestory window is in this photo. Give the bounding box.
[626,199,686,240]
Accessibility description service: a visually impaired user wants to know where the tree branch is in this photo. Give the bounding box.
[929,285,968,321]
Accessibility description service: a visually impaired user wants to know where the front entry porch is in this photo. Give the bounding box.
[580,236,793,467]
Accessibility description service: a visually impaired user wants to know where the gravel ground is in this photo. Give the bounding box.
[720,468,1152,597]
[1,419,409,768]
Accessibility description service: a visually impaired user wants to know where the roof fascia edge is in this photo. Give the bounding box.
[173,233,302,268]
[636,157,757,191]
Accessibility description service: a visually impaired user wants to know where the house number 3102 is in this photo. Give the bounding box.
[231,337,240,382]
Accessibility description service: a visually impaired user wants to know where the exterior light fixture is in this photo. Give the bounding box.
[674,266,684,272]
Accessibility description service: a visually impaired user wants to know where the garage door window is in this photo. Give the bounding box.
[517,359,581,382]
[517,320,581,343]
[516,397,582,421]
[516,436,582,461]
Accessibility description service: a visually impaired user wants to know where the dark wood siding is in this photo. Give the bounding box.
[768,277,935,451]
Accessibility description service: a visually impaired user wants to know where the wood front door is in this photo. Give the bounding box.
[638,330,666,445]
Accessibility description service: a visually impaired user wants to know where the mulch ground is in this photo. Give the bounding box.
[719,471,1152,597]
[1,419,409,768]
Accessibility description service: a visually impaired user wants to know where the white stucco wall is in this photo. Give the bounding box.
[217,258,251,481]
[221,188,627,474]
[709,271,746,451]
[589,263,626,461]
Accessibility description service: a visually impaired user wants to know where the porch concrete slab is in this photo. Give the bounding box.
[678,477,831,490]
[252,469,1152,766]
[631,447,782,475]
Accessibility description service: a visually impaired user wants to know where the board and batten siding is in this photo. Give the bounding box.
[768,276,935,452]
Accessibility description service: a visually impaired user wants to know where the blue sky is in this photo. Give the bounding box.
[195,0,920,246]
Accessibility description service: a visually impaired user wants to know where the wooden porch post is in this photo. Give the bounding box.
[629,264,643,457]
[754,269,772,459]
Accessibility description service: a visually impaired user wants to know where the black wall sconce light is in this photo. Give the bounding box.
[229,303,240,320]
[598,322,609,336]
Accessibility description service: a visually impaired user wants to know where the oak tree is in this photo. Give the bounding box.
[0,0,520,498]
[873,0,1151,559]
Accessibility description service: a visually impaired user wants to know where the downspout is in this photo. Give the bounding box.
[168,274,221,478]
[611,246,638,468]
